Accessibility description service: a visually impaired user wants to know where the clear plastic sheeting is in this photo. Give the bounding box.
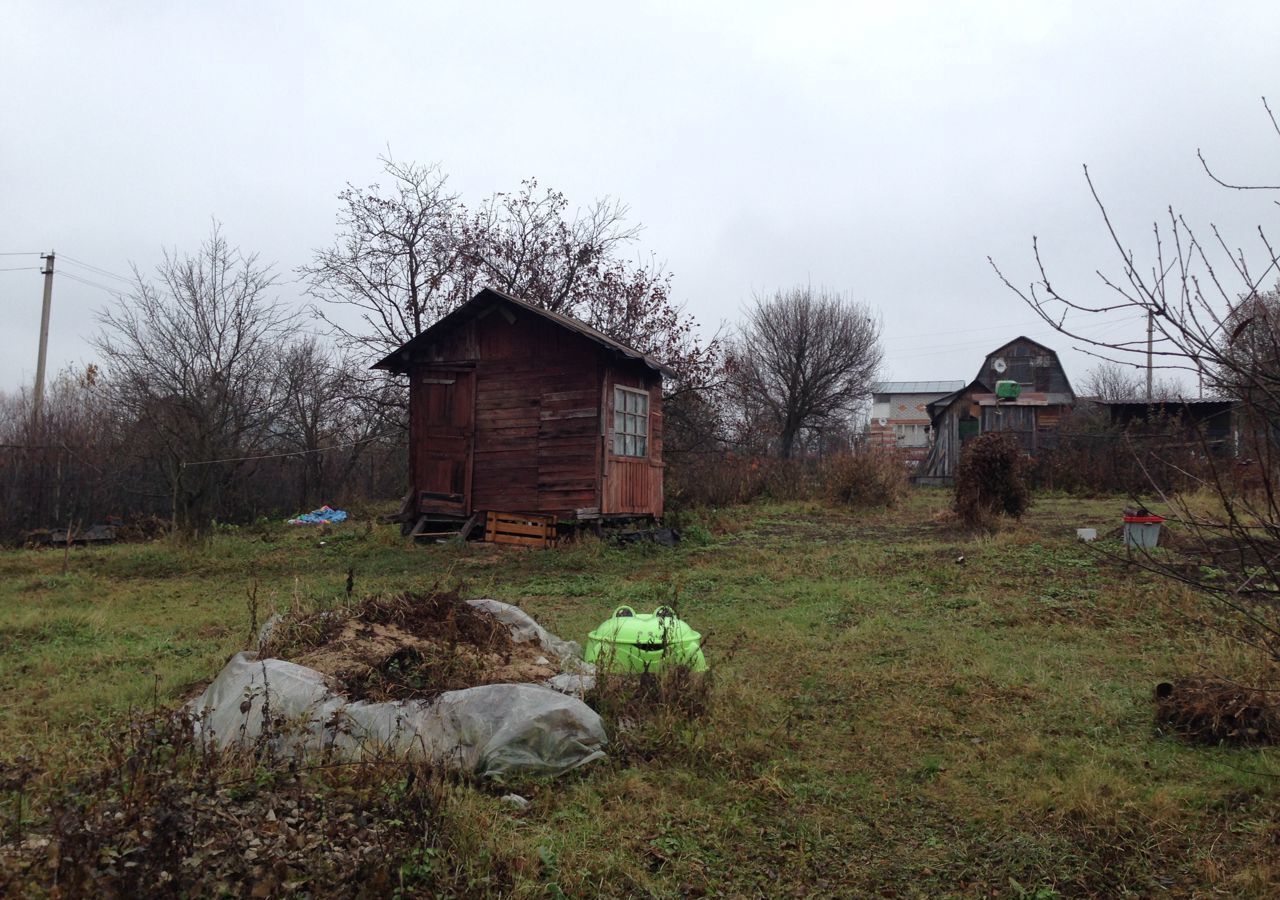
[462,598,598,697]
[545,673,597,698]
[189,653,606,777]
[464,597,587,665]
[188,598,609,777]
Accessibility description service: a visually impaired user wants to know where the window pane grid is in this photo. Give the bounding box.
[613,387,650,457]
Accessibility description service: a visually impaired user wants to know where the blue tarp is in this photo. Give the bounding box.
[287,505,348,526]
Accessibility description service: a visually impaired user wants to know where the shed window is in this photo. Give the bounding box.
[613,387,649,457]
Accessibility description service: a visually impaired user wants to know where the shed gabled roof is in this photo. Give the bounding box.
[926,379,980,420]
[371,287,678,378]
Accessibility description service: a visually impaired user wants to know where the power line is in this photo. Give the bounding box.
[885,313,1150,364]
[0,251,40,257]
[0,266,40,272]
[57,270,128,297]
[887,313,1148,359]
[60,254,133,284]
[182,432,401,467]
[881,315,1065,342]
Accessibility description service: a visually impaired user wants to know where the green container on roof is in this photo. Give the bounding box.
[585,606,708,674]
[995,379,1021,400]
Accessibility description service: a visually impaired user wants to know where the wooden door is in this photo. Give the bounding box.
[411,369,475,516]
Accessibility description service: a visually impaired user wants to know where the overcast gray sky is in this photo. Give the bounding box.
[3,1,1278,395]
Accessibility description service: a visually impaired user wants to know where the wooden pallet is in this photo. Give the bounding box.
[484,511,556,548]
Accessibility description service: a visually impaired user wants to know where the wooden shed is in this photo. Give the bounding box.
[1101,397,1237,454]
[919,336,1075,482]
[373,288,675,532]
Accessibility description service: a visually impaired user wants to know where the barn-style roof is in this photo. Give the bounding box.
[977,335,1075,396]
[985,335,1059,358]
[372,287,678,378]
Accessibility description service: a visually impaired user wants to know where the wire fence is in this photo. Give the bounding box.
[0,435,410,543]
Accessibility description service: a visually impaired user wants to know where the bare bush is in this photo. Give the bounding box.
[1031,411,1219,496]
[0,708,452,896]
[954,432,1031,529]
[823,449,907,509]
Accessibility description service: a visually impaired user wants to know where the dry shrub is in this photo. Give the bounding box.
[822,449,907,509]
[584,629,721,765]
[1032,422,1221,495]
[665,451,767,507]
[1154,677,1280,745]
[586,665,715,765]
[954,431,1031,529]
[589,665,712,723]
[114,513,170,543]
[758,457,821,501]
[665,452,821,508]
[0,709,454,897]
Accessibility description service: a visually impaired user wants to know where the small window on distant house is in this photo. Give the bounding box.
[613,386,649,457]
[1034,365,1051,392]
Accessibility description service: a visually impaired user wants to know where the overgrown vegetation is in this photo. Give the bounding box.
[1029,408,1228,496]
[9,710,452,897]
[954,431,1032,529]
[666,450,910,511]
[1155,677,1280,746]
[822,448,907,509]
[3,494,1280,895]
[995,99,1280,681]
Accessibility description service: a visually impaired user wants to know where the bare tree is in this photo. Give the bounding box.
[275,339,398,508]
[1080,361,1182,401]
[94,226,293,539]
[468,178,641,314]
[277,339,350,508]
[1080,361,1143,400]
[1209,283,1280,419]
[0,365,124,539]
[731,286,882,459]
[301,158,719,387]
[302,158,478,359]
[992,98,1280,665]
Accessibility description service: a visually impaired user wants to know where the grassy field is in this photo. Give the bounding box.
[2,489,1279,896]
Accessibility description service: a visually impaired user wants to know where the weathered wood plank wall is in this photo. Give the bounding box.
[403,295,666,520]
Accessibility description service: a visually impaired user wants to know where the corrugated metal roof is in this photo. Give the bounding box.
[372,287,678,377]
[872,381,965,395]
[1097,396,1236,405]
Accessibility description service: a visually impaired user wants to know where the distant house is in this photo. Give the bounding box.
[373,288,675,531]
[920,337,1075,481]
[868,381,964,465]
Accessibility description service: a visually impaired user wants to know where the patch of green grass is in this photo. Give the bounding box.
[1,495,1279,895]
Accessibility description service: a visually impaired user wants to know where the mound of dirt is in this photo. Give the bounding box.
[1154,677,1280,745]
[264,590,562,702]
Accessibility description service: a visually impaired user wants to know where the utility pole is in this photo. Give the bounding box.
[1146,309,1154,401]
[33,250,55,426]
